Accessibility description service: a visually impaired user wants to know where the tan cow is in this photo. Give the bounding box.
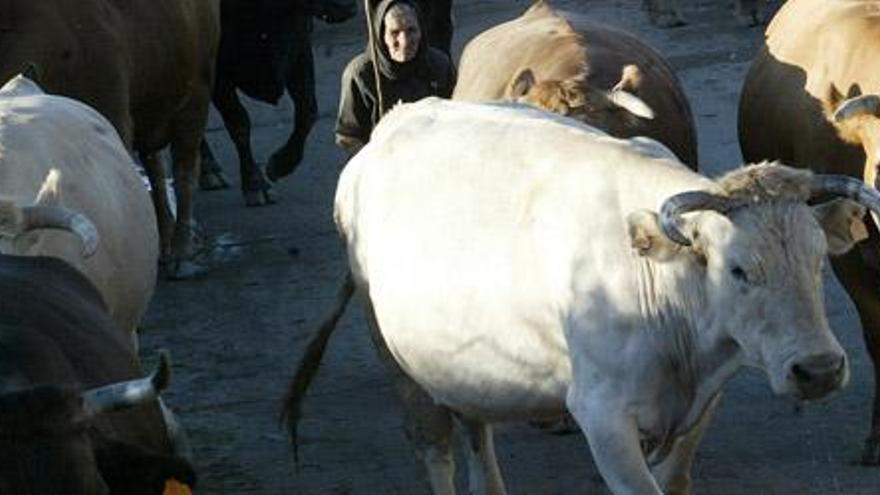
[738,0,880,465]
[0,75,158,339]
[454,1,698,168]
[0,0,220,279]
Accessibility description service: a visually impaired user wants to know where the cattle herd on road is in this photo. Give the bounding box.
[1,0,880,493]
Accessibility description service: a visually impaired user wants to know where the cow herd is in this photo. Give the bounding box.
[0,0,879,494]
[286,1,880,494]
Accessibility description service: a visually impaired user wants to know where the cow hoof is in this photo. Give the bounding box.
[243,188,277,207]
[860,436,880,466]
[199,170,230,191]
[266,153,301,183]
[165,259,206,280]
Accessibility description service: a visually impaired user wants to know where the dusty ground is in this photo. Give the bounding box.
[139,0,880,493]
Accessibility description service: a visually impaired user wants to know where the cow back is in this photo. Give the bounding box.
[454,1,698,167]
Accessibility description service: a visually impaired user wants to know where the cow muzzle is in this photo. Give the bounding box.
[787,353,848,400]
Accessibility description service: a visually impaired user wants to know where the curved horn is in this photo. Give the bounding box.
[833,94,880,123]
[21,205,99,257]
[607,90,655,120]
[659,191,742,246]
[810,174,880,216]
[80,350,171,418]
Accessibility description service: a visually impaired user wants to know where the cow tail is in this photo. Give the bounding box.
[279,270,355,466]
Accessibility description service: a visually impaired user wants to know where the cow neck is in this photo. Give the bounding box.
[636,256,744,432]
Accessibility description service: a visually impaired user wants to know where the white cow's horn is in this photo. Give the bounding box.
[810,174,880,216]
[833,94,880,122]
[80,350,171,418]
[659,191,743,246]
[20,205,99,257]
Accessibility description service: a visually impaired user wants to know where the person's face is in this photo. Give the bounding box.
[383,8,421,63]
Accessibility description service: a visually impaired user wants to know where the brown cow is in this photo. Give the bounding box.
[0,0,220,279]
[738,0,880,465]
[454,1,698,168]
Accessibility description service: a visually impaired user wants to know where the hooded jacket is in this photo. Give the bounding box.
[334,0,456,154]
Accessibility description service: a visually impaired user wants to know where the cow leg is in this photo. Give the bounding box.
[641,0,687,28]
[142,152,174,262]
[360,294,456,494]
[163,83,214,280]
[198,139,230,191]
[266,39,316,183]
[830,243,880,465]
[651,395,721,495]
[567,386,664,494]
[212,79,274,206]
[733,0,764,27]
[455,416,507,495]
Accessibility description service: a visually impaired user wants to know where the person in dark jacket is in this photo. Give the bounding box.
[335,0,456,156]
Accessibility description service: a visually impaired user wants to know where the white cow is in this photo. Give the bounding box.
[286,98,875,494]
[0,74,158,339]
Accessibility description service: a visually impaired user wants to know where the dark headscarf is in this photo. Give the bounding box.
[371,0,429,80]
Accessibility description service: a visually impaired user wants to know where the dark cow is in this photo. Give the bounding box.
[738,0,880,465]
[0,0,220,279]
[0,251,193,494]
[199,0,357,206]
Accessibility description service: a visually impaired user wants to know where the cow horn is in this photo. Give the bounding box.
[21,205,99,257]
[810,174,880,216]
[833,94,880,122]
[659,191,742,246]
[607,90,655,120]
[80,350,171,418]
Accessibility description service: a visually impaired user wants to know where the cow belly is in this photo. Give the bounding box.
[370,291,572,421]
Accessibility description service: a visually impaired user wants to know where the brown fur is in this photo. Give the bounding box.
[738,0,880,464]
[0,0,220,275]
[454,0,699,167]
[712,162,813,202]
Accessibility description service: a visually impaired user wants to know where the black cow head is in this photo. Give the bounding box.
[0,386,109,495]
[0,354,195,495]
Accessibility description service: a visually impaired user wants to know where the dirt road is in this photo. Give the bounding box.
[139,0,880,493]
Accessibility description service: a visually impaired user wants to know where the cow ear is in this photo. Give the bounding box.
[627,209,682,261]
[508,69,536,99]
[813,198,869,255]
[612,64,644,94]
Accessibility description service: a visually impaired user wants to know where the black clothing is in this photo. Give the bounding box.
[334,0,456,154]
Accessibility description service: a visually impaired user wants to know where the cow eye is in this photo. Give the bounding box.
[731,266,749,283]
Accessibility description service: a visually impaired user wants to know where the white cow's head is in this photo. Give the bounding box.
[627,163,878,400]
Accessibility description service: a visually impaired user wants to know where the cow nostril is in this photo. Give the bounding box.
[791,363,812,383]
